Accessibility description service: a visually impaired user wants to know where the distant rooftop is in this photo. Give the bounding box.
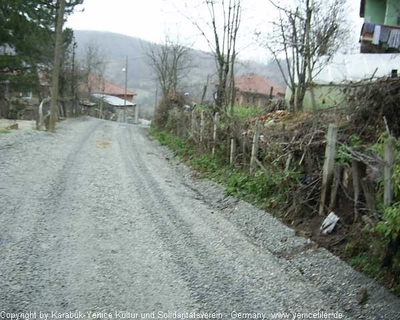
[235,74,286,96]
[86,74,136,97]
[92,93,136,107]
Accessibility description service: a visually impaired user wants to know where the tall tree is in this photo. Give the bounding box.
[0,0,83,120]
[145,37,193,127]
[58,28,79,117]
[0,1,83,59]
[145,37,192,99]
[80,40,108,100]
[184,0,242,114]
[260,0,347,111]
[49,0,66,132]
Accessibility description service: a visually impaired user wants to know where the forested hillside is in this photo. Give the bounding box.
[73,30,286,108]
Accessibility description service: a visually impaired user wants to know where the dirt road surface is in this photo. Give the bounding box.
[1,118,399,319]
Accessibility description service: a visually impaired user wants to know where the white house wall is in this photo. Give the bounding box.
[285,53,400,109]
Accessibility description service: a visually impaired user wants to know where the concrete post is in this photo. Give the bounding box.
[319,124,338,215]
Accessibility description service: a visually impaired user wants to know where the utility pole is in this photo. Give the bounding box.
[49,0,66,132]
[123,56,128,123]
[100,78,105,119]
[71,39,77,117]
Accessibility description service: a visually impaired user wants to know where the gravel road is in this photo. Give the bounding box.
[1,117,399,319]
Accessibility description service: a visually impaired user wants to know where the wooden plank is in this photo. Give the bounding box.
[250,120,261,175]
[329,164,342,212]
[212,112,219,156]
[242,135,247,167]
[191,109,196,137]
[361,179,376,215]
[230,138,236,165]
[384,137,395,207]
[200,110,205,142]
[319,124,338,216]
[352,159,362,222]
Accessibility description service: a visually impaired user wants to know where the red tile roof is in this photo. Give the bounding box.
[87,74,136,96]
[235,74,285,96]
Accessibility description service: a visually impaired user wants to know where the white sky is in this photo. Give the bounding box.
[66,0,363,61]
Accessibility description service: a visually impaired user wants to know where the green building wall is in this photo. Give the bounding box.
[365,0,387,24]
[385,0,400,26]
[284,86,348,111]
[364,0,400,26]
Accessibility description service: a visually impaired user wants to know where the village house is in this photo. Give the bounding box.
[80,74,136,102]
[79,75,137,122]
[234,74,285,108]
[284,1,400,110]
[360,0,400,53]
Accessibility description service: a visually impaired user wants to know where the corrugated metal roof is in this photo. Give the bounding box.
[92,94,136,107]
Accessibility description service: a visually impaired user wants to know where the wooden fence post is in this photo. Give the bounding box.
[319,124,338,216]
[250,120,261,174]
[352,159,361,221]
[200,110,205,142]
[329,164,342,212]
[212,112,219,156]
[284,153,293,173]
[134,104,139,125]
[230,138,236,165]
[191,109,196,139]
[384,137,395,207]
[241,135,247,167]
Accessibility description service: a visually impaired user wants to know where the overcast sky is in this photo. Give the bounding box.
[66,0,363,61]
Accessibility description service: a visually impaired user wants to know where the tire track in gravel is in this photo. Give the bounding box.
[116,125,347,316]
[118,127,245,313]
[0,119,100,311]
[47,122,197,313]
[2,120,198,312]
[3,119,398,319]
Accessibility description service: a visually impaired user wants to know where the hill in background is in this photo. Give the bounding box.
[73,30,287,114]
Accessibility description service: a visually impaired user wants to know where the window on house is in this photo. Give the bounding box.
[248,96,254,105]
[20,92,32,99]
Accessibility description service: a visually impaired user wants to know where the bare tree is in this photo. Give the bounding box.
[80,40,107,100]
[145,37,192,98]
[260,0,348,111]
[79,40,108,118]
[183,0,242,114]
[144,36,193,127]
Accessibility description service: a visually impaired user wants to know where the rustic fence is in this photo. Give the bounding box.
[169,108,397,219]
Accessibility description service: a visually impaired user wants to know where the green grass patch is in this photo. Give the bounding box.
[190,154,226,180]
[150,127,297,214]
[194,105,262,121]
[348,253,382,278]
[150,127,194,159]
[234,106,263,120]
[151,126,400,297]
[0,128,10,134]
[347,245,400,296]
